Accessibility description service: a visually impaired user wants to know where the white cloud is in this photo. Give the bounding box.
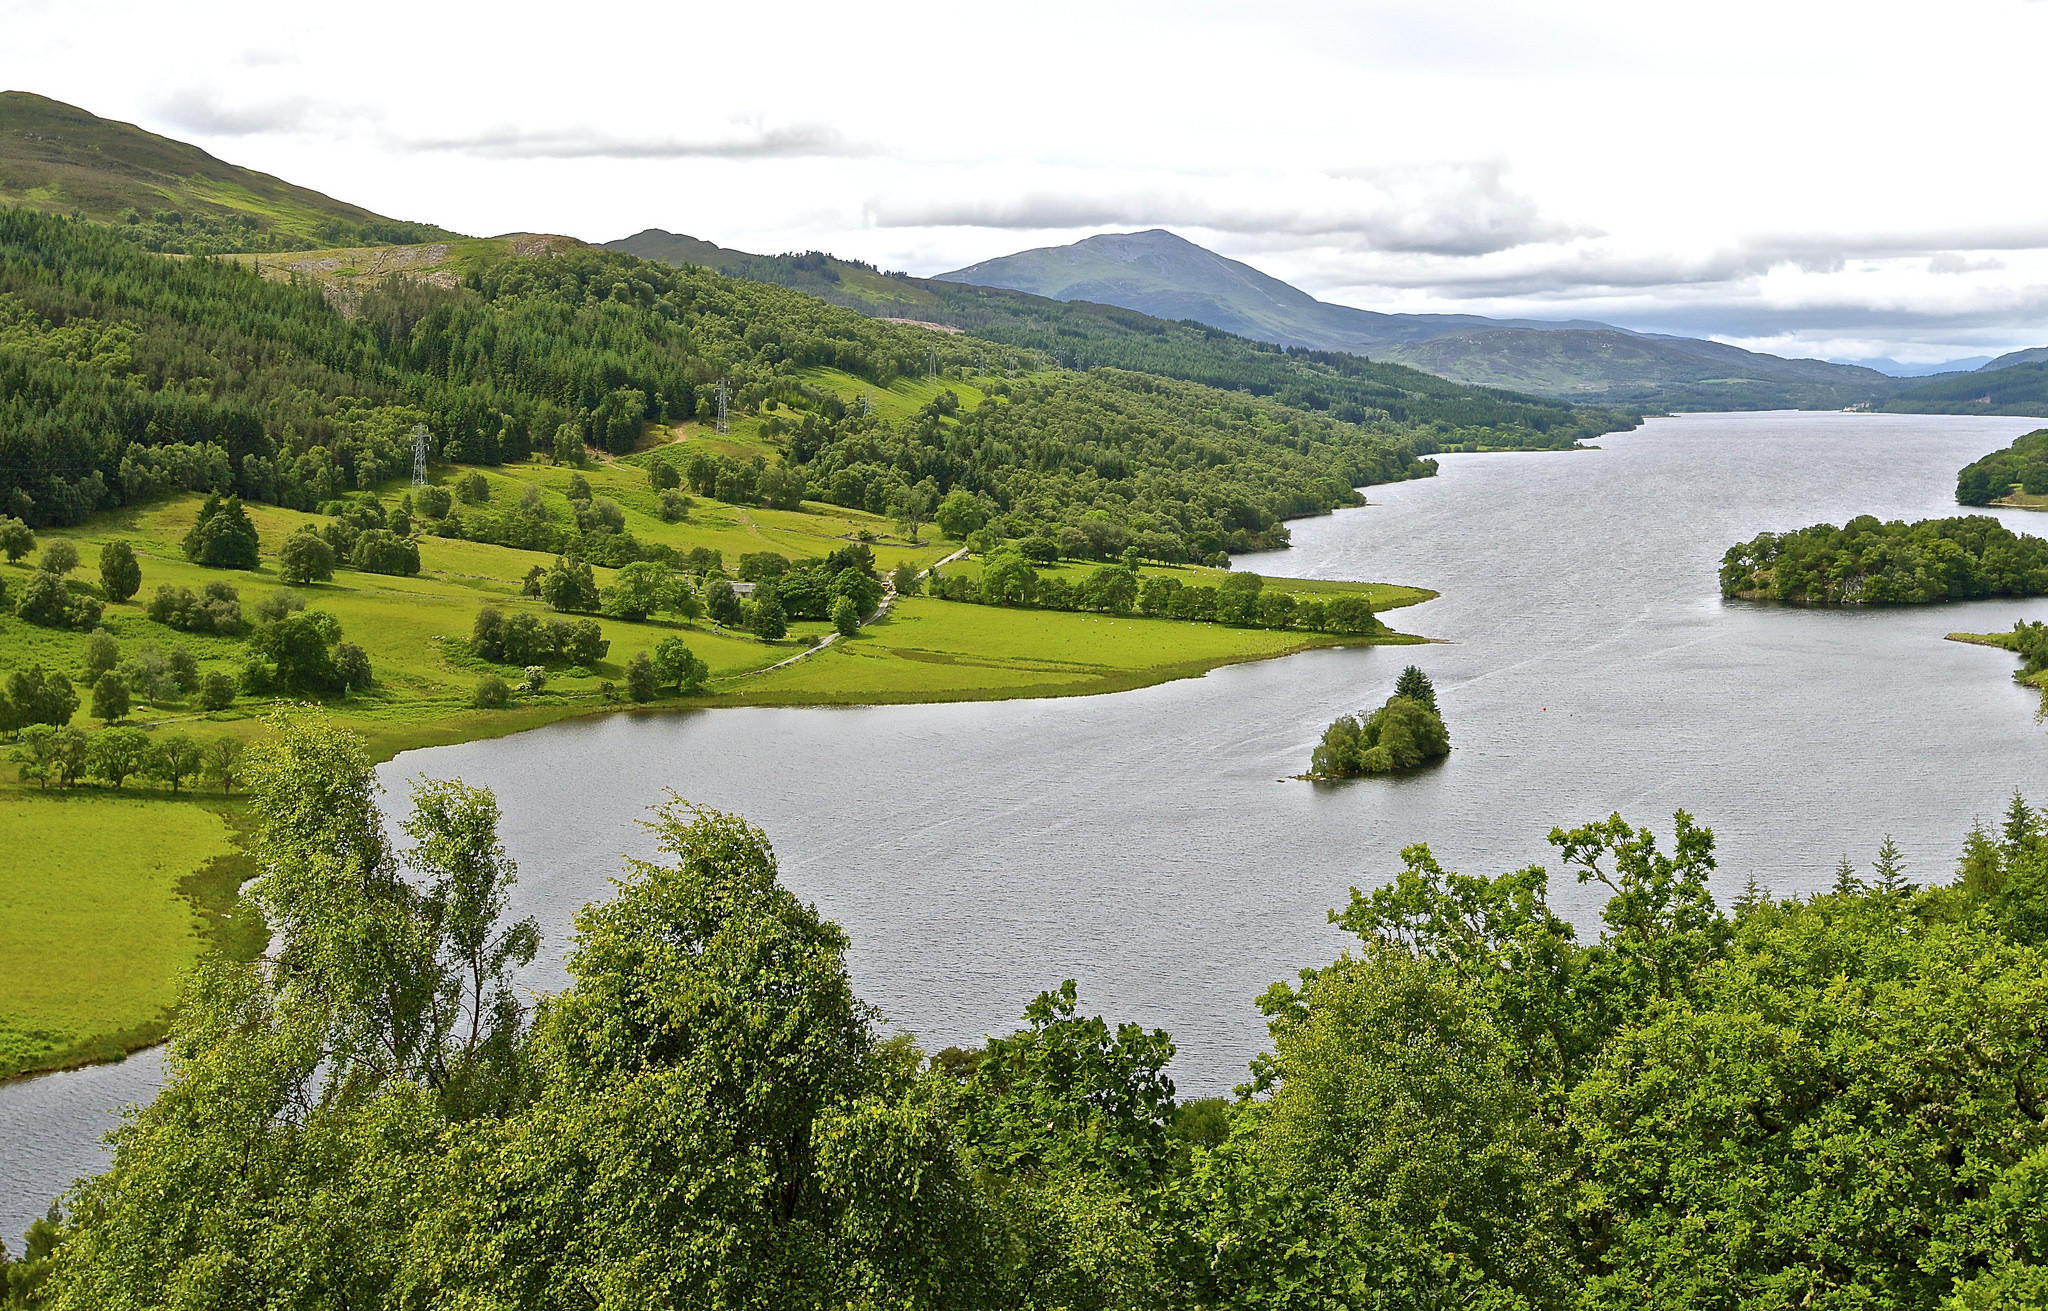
[6,0,2048,359]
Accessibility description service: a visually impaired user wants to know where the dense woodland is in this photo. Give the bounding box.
[1888,359,2048,417]
[7,710,2048,1309]
[1956,428,2048,505]
[0,209,1459,559]
[1719,514,2048,603]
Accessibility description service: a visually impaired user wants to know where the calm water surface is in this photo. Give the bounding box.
[9,410,2048,1245]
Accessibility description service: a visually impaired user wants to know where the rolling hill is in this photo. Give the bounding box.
[603,229,1640,448]
[1885,358,2048,416]
[0,90,455,252]
[933,228,1910,410]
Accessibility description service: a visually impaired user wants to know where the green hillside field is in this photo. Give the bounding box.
[0,445,1429,1081]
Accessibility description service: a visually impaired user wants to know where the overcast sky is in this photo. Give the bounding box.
[9,0,2048,364]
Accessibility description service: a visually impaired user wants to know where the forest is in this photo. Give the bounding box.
[0,208,1452,560]
[1719,514,2048,603]
[1955,428,2048,505]
[6,709,2048,1310]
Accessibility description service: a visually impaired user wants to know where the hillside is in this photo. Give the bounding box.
[1373,326,1902,410]
[604,229,1639,449]
[0,91,455,253]
[1886,358,2048,417]
[931,228,1911,411]
[1982,345,2048,372]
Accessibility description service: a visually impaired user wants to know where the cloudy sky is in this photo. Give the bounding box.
[10,0,2048,365]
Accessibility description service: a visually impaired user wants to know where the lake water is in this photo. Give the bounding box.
[9,409,2048,1247]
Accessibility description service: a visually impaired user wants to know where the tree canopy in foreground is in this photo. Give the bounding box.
[12,714,2048,1309]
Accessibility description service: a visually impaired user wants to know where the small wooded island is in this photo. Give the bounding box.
[1719,515,2048,604]
[1308,665,1449,777]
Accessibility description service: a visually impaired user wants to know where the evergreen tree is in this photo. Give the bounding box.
[1394,664,1438,711]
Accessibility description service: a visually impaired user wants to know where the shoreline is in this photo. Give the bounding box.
[1,591,1437,1087]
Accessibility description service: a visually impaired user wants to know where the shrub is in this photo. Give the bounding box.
[473,675,510,709]
[457,472,490,504]
[15,571,104,630]
[148,582,243,634]
[351,530,421,577]
[199,671,237,711]
[416,485,453,518]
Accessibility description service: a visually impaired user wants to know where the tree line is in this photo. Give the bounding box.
[10,711,2048,1309]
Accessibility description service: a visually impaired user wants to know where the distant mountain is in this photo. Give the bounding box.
[0,90,455,250]
[934,228,1616,352]
[1836,355,1993,377]
[1981,346,2048,372]
[935,229,1904,410]
[603,228,1642,448]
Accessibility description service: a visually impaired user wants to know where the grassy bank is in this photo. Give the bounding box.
[0,792,262,1080]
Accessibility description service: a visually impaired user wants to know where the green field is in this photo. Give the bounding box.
[0,455,1432,1079]
[0,792,259,1079]
[734,596,1423,704]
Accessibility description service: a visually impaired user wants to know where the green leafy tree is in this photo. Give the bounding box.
[601,561,669,621]
[704,578,743,627]
[198,670,237,711]
[624,652,658,702]
[97,539,141,601]
[892,560,921,597]
[181,493,261,569]
[1394,664,1438,711]
[831,595,861,637]
[652,636,709,693]
[456,471,490,504]
[90,671,130,724]
[37,538,79,576]
[80,629,119,683]
[0,515,33,562]
[473,674,510,709]
[403,800,996,1308]
[8,666,78,728]
[146,733,203,793]
[87,725,150,788]
[980,550,1039,606]
[201,736,245,795]
[276,527,335,585]
[749,589,788,640]
[540,556,600,613]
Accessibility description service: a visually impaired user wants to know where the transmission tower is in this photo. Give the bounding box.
[713,378,731,435]
[410,423,429,490]
[927,346,938,380]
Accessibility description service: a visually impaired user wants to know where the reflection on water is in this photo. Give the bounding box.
[8,409,2048,1246]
